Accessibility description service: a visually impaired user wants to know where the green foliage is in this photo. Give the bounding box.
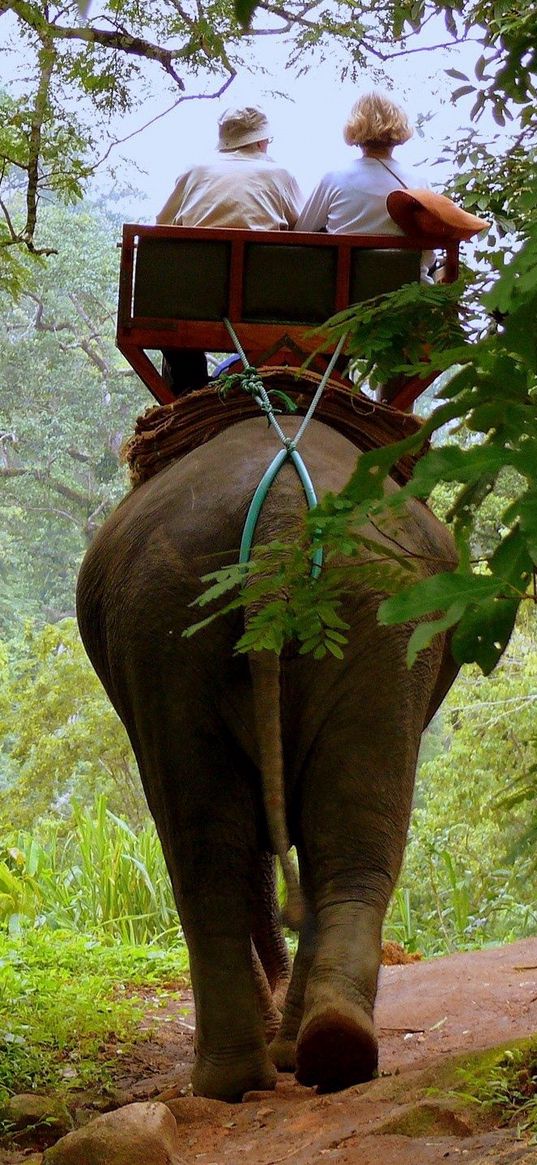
[440,133,537,240]
[6,0,534,255]
[375,234,537,671]
[385,620,537,955]
[443,4,537,128]
[1,0,378,252]
[0,792,180,945]
[201,231,537,673]
[0,200,146,631]
[455,1042,537,1135]
[0,930,188,1103]
[315,279,466,391]
[0,620,145,828]
[187,524,415,658]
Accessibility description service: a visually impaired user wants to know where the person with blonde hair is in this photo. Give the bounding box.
[295,91,428,240]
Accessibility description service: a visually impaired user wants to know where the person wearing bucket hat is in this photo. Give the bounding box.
[156,105,303,396]
[157,106,302,232]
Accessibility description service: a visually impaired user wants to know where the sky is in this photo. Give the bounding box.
[112,17,488,223]
[0,7,497,224]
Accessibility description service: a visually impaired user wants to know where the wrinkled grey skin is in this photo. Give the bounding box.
[76,416,458,1102]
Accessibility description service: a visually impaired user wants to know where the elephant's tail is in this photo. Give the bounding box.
[249,649,304,931]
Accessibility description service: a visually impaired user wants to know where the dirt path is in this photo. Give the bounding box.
[4,938,537,1163]
[114,936,537,1164]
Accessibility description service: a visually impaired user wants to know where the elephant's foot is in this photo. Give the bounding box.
[191,1049,277,1103]
[295,1004,378,1092]
[269,1034,296,1073]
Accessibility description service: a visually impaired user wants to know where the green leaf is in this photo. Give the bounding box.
[234,0,257,26]
[405,445,506,497]
[378,572,499,626]
[325,641,345,659]
[452,85,476,101]
[504,495,537,560]
[451,597,520,674]
[446,68,470,81]
[325,629,348,644]
[406,602,466,668]
[316,605,350,630]
[269,390,298,414]
[488,526,533,593]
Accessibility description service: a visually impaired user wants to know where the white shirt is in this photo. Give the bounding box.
[295,156,429,234]
[296,156,434,276]
[157,149,303,231]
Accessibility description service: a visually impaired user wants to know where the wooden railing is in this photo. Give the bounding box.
[116,223,459,406]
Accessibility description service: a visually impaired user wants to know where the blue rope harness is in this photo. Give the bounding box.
[222,320,347,579]
[239,446,324,579]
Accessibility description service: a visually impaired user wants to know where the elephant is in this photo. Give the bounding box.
[76,405,458,1103]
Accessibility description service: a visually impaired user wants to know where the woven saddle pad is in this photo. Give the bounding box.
[122,367,427,489]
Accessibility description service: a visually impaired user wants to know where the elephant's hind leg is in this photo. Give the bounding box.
[297,1009,377,1092]
[251,852,291,998]
[269,898,316,1073]
[136,716,276,1103]
[294,907,380,1091]
[294,689,424,1092]
[270,900,379,1087]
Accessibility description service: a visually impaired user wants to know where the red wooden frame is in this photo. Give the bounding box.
[116,223,460,407]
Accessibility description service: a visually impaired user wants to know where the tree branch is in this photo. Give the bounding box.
[27,292,72,332]
[76,339,110,375]
[0,464,100,508]
[67,446,94,464]
[91,70,237,170]
[0,198,20,242]
[24,33,55,251]
[8,1,186,87]
[255,1,320,29]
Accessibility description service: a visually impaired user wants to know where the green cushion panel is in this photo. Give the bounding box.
[242,243,338,324]
[133,238,231,320]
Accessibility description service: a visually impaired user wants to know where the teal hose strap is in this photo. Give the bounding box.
[223,318,348,585]
[240,448,323,579]
[290,449,324,580]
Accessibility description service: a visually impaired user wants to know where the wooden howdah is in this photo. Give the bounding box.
[116,223,459,409]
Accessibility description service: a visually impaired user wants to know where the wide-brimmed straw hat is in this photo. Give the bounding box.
[386,188,489,241]
[217,106,271,151]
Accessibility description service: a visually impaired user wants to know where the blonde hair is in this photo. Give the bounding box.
[343,92,412,149]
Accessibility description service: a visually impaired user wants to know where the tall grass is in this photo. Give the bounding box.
[1,795,180,946]
[385,841,537,957]
[3,794,537,956]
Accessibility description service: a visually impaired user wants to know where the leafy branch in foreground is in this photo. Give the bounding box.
[311,278,467,390]
[186,531,417,658]
[336,233,536,659]
[188,226,537,674]
[311,233,537,673]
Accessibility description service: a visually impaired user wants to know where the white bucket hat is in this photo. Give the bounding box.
[217,106,271,151]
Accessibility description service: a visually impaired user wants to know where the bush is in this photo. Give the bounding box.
[386,622,537,955]
[0,795,180,946]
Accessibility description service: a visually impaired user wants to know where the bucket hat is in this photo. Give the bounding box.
[217,106,271,151]
[386,188,489,241]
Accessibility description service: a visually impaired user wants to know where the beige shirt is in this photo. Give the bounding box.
[156,149,303,230]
